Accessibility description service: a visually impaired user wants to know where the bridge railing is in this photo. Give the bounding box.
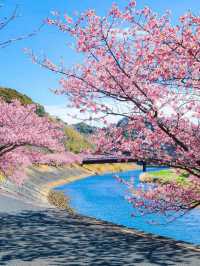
[82,156,148,172]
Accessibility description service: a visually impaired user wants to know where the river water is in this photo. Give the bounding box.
[56,167,200,245]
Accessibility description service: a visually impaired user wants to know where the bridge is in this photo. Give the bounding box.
[82,156,148,172]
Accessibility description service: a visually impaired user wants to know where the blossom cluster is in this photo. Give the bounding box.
[0,100,80,184]
[42,0,200,214]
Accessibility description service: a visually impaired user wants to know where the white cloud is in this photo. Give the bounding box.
[113,27,147,40]
[44,104,120,126]
[44,105,74,124]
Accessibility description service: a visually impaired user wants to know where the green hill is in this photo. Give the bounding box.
[0,87,45,116]
[64,126,93,154]
[50,116,93,154]
[0,86,93,153]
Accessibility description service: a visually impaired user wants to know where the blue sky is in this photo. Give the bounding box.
[0,0,200,123]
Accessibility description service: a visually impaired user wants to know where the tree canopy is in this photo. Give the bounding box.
[37,0,200,218]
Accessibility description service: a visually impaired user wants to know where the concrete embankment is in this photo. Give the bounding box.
[1,163,200,265]
[0,163,139,206]
[1,165,89,206]
[0,164,90,207]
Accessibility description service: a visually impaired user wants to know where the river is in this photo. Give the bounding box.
[55,167,200,245]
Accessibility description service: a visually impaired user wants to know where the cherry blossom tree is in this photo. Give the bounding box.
[0,6,82,185]
[0,100,80,185]
[34,0,200,216]
[115,174,200,221]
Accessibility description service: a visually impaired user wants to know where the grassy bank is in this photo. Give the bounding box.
[140,169,189,184]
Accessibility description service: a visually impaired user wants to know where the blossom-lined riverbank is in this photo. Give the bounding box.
[1,164,200,265]
[55,167,200,246]
[0,162,139,207]
[41,163,140,198]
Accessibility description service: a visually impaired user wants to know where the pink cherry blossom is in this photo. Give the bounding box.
[0,100,80,184]
[38,0,200,214]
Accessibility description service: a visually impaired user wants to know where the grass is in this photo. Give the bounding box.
[147,169,189,185]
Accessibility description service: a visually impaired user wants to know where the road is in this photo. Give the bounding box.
[0,192,200,266]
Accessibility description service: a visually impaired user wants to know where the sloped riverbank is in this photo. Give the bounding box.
[0,192,200,265]
[0,164,90,206]
[0,163,139,207]
[1,164,200,265]
[56,168,200,246]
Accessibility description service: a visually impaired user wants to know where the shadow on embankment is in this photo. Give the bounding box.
[0,209,199,265]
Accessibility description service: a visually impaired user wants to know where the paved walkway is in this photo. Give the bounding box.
[0,193,200,266]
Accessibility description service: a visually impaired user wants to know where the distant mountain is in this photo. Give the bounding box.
[116,117,129,128]
[116,117,176,156]
[73,122,97,135]
[117,117,153,131]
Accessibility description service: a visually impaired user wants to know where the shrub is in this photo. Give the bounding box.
[47,190,74,214]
